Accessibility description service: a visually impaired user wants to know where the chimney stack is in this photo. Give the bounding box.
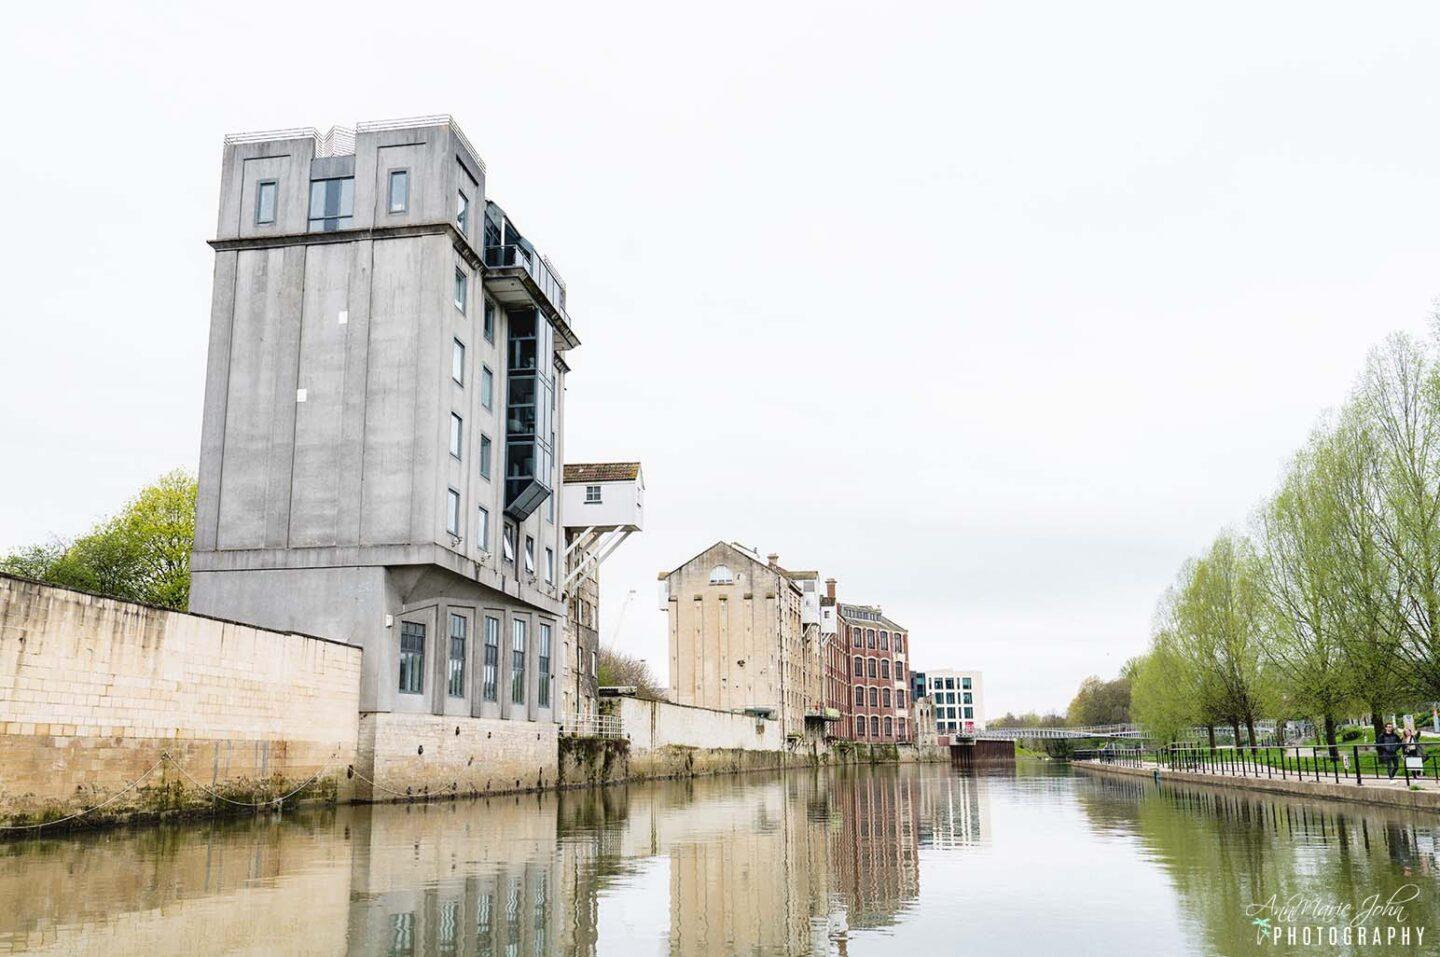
[767,553,780,567]
[825,578,836,600]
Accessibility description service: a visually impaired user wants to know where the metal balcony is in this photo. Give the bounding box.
[484,244,578,349]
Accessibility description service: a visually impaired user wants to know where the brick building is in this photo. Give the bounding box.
[839,602,911,744]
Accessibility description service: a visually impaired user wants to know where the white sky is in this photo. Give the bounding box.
[3,3,1440,716]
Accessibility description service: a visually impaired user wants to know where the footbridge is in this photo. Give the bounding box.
[962,724,1146,741]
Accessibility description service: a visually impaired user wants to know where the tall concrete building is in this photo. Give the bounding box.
[559,462,643,728]
[189,116,577,733]
[659,543,825,739]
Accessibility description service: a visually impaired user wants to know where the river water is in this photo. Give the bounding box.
[3,762,1440,956]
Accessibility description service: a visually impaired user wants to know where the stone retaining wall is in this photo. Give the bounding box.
[0,575,362,827]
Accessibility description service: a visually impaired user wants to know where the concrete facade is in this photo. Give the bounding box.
[660,542,824,740]
[189,117,577,729]
[0,575,361,823]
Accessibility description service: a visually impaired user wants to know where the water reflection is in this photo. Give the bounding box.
[3,764,1439,955]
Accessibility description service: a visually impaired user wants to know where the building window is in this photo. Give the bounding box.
[511,619,527,704]
[898,690,906,708]
[870,716,880,737]
[884,716,893,737]
[853,656,863,677]
[477,506,490,552]
[963,677,972,690]
[480,434,492,480]
[867,658,877,678]
[899,717,908,739]
[963,707,973,719]
[483,299,495,342]
[448,614,467,698]
[454,267,467,312]
[451,339,466,384]
[895,661,904,681]
[450,413,464,459]
[880,631,889,651]
[854,686,864,706]
[708,565,733,585]
[524,536,536,575]
[855,717,866,737]
[538,623,552,708]
[585,485,601,504]
[457,190,470,233]
[590,650,598,677]
[895,634,904,654]
[881,659,890,679]
[398,621,425,694]
[255,179,277,225]
[883,688,892,707]
[869,687,878,707]
[866,629,876,649]
[388,169,409,213]
[964,692,973,704]
[446,489,461,536]
[481,366,494,410]
[482,616,500,701]
[503,523,516,564]
[308,176,354,231]
[851,626,862,647]
[544,547,555,584]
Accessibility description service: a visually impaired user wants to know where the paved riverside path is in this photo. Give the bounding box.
[1074,758,1440,814]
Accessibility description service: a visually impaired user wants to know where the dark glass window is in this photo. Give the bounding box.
[502,308,555,521]
[854,686,864,706]
[881,659,890,679]
[308,177,354,231]
[480,435,492,480]
[484,299,496,342]
[870,716,880,737]
[482,616,499,701]
[448,614,466,698]
[867,658,877,678]
[853,656,863,677]
[398,621,425,694]
[856,717,866,737]
[869,687,878,707]
[511,619,527,704]
[880,631,889,651]
[255,180,277,225]
[866,629,876,649]
[882,688,892,707]
[962,677,972,690]
[538,623,552,707]
[884,716,893,737]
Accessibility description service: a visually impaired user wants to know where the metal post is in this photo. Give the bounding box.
[1355,745,1362,785]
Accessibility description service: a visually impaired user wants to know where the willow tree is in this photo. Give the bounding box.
[1320,403,1406,734]
[1357,333,1440,699]
[1175,535,1273,747]
[1256,429,1358,757]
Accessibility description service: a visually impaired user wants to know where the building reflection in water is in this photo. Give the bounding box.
[0,766,992,956]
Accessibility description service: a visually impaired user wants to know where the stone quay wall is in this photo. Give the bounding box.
[0,575,362,827]
[353,712,559,802]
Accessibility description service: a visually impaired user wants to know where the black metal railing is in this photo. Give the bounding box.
[1074,743,1439,787]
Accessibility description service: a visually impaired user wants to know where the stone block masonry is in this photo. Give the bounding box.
[0,575,362,827]
[353,712,559,801]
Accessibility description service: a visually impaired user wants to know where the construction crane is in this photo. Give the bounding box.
[607,589,638,646]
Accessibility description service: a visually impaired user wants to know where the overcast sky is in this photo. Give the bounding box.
[4,3,1440,716]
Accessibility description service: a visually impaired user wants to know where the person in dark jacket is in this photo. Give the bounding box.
[1378,723,1403,779]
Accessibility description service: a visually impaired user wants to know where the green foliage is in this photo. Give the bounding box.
[596,647,666,699]
[0,470,196,610]
[1066,674,1131,725]
[988,711,1066,730]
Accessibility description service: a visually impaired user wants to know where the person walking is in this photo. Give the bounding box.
[1378,723,1403,780]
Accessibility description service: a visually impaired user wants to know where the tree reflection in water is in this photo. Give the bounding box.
[1075,774,1440,956]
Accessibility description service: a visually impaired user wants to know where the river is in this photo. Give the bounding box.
[3,762,1439,955]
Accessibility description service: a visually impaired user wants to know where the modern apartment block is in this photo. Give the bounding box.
[918,669,985,738]
[659,543,826,739]
[839,603,912,744]
[559,462,644,728]
[189,116,578,726]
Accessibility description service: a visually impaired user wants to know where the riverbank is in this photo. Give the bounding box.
[1074,758,1440,813]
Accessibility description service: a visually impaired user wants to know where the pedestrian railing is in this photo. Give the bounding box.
[559,714,624,739]
[1074,744,1439,787]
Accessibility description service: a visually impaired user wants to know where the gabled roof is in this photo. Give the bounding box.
[837,601,906,633]
[564,462,641,483]
[659,540,810,594]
